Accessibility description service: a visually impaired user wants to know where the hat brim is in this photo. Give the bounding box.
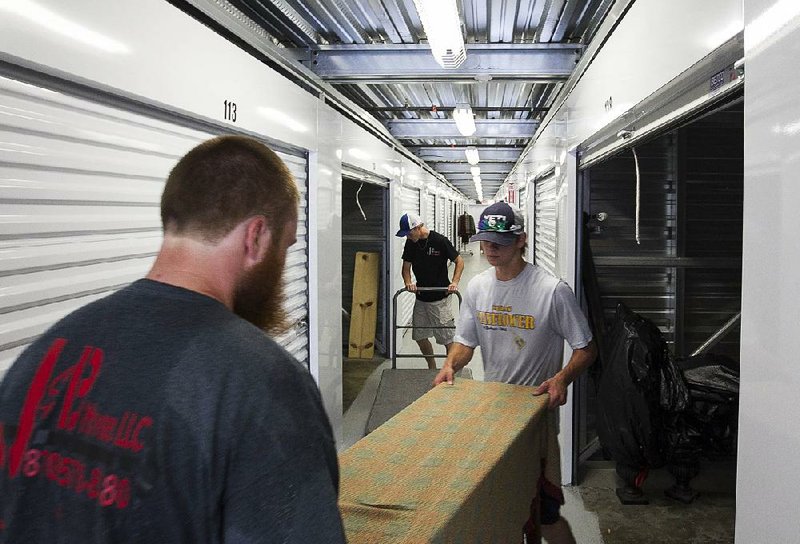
[396,228,412,237]
[470,231,521,246]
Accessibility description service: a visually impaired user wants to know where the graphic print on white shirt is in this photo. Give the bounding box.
[455,263,592,387]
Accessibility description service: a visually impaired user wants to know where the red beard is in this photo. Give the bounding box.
[233,245,288,333]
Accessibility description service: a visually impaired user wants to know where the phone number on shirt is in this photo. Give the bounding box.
[19,448,131,509]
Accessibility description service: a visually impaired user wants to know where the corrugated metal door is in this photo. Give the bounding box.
[397,185,421,329]
[533,171,558,275]
[400,185,420,216]
[445,199,454,244]
[0,75,310,378]
[437,196,446,235]
[425,192,436,228]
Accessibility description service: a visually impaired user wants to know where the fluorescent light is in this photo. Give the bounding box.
[258,107,308,133]
[465,146,480,165]
[0,0,130,54]
[470,166,481,177]
[453,103,476,136]
[412,0,466,69]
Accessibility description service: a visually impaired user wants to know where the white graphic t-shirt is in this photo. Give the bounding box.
[455,263,592,387]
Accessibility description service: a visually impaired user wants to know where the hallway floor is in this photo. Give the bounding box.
[341,246,736,543]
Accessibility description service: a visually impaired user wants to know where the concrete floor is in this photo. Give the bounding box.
[341,248,737,543]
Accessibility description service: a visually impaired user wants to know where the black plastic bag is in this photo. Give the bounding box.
[597,303,689,471]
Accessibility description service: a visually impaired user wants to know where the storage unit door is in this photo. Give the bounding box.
[270,154,310,367]
[400,185,421,216]
[437,197,446,235]
[445,200,454,244]
[342,178,388,354]
[425,192,436,227]
[397,185,421,329]
[533,172,558,275]
[0,75,310,378]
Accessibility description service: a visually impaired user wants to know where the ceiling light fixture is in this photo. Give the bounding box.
[470,166,481,177]
[412,0,466,69]
[453,103,476,136]
[465,146,480,165]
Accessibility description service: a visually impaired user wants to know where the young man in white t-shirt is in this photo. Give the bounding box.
[434,201,597,544]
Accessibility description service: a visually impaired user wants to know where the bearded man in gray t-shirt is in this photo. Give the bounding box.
[434,201,597,544]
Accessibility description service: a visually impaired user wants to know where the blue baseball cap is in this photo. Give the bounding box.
[396,213,423,237]
[470,202,525,246]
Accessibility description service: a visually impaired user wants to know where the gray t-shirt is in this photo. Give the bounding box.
[455,263,592,387]
[0,279,345,543]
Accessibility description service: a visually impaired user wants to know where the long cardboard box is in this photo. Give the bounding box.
[339,379,558,543]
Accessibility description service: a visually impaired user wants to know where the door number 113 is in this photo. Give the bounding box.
[224,100,237,123]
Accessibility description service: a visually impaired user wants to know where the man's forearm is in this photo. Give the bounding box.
[452,257,465,285]
[443,342,474,372]
[554,341,597,386]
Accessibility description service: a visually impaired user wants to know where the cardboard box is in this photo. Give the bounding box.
[339,379,557,543]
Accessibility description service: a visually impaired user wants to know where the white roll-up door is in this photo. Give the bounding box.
[533,170,558,276]
[425,192,436,227]
[400,184,421,216]
[436,197,446,235]
[0,75,310,378]
[397,185,421,329]
[270,154,310,366]
[445,200,454,244]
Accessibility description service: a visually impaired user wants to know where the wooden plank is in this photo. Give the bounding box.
[348,251,379,359]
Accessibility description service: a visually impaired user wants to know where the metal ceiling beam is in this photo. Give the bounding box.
[367,106,549,113]
[434,162,516,174]
[387,119,539,139]
[445,172,506,184]
[227,0,318,47]
[413,147,523,162]
[301,43,582,83]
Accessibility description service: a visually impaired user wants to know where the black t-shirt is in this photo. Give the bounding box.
[401,230,459,302]
[0,279,346,544]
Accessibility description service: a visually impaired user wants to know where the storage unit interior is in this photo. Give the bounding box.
[577,93,743,475]
[341,177,389,359]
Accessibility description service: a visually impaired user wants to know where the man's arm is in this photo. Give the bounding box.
[449,255,465,292]
[533,340,597,409]
[433,342,474,385]
[401,261,416,292]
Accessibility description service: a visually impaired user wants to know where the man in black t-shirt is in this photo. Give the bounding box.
[397,213,464,369]
[0,136,346,543]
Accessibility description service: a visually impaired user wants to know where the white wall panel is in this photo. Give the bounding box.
[737,1,800,541]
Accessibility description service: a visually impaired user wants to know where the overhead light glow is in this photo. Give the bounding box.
[453,103,476,136]
[348,148,370,161]
[747,0,800,49]
[465,146,480,165]
[470,166,481,177]
[258,107,308,133]
[0,0,130,54]
[412,0,466,69]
